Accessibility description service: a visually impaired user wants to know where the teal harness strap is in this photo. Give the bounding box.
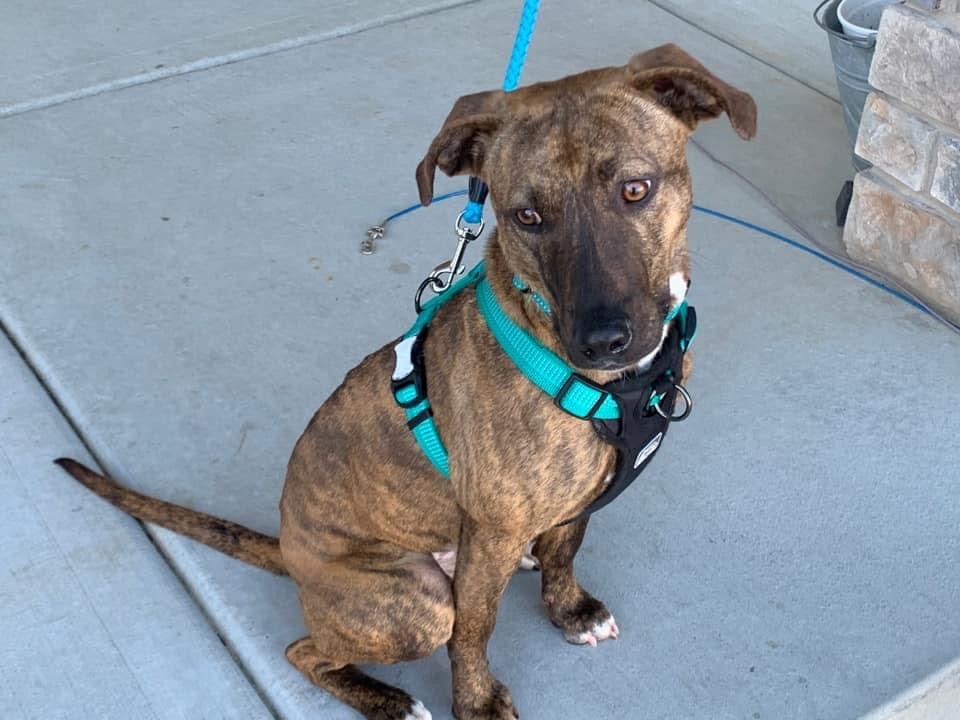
[392,262,693,479]
[405,263,486,339]
[476,279,621,420]
[393,383,449,476]
[391,264,487,478]
[461,0,541,224]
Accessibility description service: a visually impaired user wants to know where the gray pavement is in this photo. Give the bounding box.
[2,1,959,719]
[0,336,271,719]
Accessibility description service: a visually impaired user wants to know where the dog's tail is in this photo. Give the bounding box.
[55,458,286,575]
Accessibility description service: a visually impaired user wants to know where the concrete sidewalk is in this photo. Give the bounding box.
[0,335,270,718]
[2,1,959,719]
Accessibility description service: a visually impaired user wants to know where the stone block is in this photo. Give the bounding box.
[870,5,960,128]
[844,170,960,320]
[855,93,937,191]
[930,132,960,214]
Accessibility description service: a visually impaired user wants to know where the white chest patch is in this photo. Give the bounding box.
[636,323,669,371]
[636,272,688,372]
[669,271,688,304]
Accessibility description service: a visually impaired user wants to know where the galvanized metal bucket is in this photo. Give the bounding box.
[815,0,876,171]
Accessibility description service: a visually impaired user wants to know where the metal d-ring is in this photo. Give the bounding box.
[455,211,485,241]
[414,276,435,314]
[652,383,692,422]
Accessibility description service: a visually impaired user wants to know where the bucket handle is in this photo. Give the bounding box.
[814,0,877,49]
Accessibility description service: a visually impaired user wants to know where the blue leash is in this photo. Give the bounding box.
[461,0,541,225]
[689,205,935,317]
[365,0,957,333]
[371,189,953,327]
[502,0,541,92]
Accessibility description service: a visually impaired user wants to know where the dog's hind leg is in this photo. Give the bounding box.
[533,518,619,647]
[285,551,453,720]
[286,641,432,720]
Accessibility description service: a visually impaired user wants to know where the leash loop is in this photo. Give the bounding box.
[651,383,693,422]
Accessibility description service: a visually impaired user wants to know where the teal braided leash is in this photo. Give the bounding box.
[461,0,541,224]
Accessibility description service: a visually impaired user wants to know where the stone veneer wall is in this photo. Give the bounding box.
[844,1,960,323]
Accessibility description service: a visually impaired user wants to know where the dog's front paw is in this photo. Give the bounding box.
[547,592,619,647]
[563,612,619,647]
[453,680,518,720]
[402,699,434,720]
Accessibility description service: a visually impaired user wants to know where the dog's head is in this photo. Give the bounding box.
[417,44,756,372]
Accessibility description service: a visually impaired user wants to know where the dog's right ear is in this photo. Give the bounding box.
[416,90,502,206]
[626,43,757,140]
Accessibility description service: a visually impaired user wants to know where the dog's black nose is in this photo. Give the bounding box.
[579,318,633,361]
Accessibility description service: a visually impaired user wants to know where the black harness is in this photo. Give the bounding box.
[576,305,697,520]
[393,262,698,523]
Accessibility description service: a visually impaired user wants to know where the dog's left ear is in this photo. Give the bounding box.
[416,90,503,206]
[626,43,757,140]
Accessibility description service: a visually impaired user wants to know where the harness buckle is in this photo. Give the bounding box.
[391,374,426,409]
[391,335,428,408]
[554,374,610,419]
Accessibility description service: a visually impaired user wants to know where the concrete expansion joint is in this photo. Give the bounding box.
[0,0,478,120]
[644,0,842,106]
[861,655,960,720]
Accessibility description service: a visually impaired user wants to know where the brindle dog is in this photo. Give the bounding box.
[58,44,755,720]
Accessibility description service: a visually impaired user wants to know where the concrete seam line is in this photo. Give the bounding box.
[0,0,479,119]
[687,139,960,333]
[859,656,960,720]
[0,317,282,719]
[644,0,841,106]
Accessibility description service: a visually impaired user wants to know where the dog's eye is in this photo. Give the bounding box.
[515,208,543,227]
[622,179,653,203]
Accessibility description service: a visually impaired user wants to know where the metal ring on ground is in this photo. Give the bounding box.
[652,383,693,422]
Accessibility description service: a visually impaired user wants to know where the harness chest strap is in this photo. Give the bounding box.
[392,332,450,478]
[390,263,488,478]
[390,262,696,518]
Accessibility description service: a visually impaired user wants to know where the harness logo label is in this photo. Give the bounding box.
[634,432,663,469]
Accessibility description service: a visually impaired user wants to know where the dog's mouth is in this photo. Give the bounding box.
[568,326,668,374]
[555,272,689,375]
[633,323,671,370]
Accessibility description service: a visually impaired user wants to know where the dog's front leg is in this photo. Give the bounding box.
[534,518,619,646]
[449,514,525,720]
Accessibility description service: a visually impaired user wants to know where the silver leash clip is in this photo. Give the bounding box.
[361,225,385,255]
[414,212,485,312]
